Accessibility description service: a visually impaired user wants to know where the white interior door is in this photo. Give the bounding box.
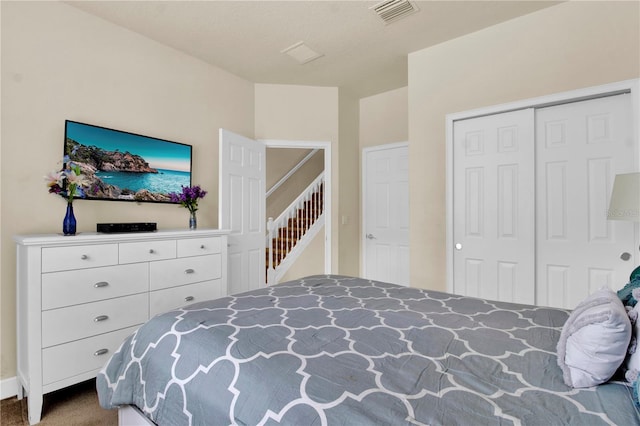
[219,129,265,295]
[536,94,637,308]
[452,109,536,304]
[363,143,410,286]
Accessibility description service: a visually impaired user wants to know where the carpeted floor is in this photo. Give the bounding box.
[0,379,117,425]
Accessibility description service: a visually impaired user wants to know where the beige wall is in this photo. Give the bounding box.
[338,91,360,277]
[256,85,361,280]
[266,148,324,219]
[266,149,323,221]
[280,228,325,282]
[255,84,340,276]
[360,87,408,149]
[408,1,640,291]
[266,148,311,190]
[1,1,254,381]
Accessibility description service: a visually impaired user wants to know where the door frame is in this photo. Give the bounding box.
[361,141,410,280]
[445,78,640,294]
[260,139,333,275]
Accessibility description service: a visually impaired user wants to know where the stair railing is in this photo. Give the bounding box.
[266,149,319,198]
[267,172,324,285]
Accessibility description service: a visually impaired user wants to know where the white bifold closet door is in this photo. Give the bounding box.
[453,109,536,304]
[535,95,635,308]
[453,94,636,309]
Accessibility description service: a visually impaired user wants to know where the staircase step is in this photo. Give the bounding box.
[266,189,325,281]
[296,209,322,218]
[277,227,308,237]
[287,217,315,226]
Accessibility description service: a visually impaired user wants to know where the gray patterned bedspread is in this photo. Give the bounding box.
[97,275,640,425]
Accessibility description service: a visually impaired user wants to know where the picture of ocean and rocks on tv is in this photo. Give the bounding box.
[65,121,192,203]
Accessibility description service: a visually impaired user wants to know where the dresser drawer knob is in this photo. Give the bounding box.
[81,254,89,260]
[94,315,109,322]
[149,249,155,254]
[185,268,195,274]
[94,281,109,288]
[94,348,109,356]
[200,245,205,249]
[185,296,195,302]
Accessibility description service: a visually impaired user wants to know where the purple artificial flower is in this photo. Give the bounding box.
[168,185,207,213]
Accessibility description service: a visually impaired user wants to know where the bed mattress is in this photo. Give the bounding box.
[97,275,640,425]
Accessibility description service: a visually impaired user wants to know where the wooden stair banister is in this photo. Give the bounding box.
[266,173,324,284]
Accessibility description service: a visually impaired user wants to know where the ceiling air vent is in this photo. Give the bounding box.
[371,0,419,24]
[281,41,324,65]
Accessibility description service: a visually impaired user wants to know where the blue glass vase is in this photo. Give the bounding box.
[63,202,77,236]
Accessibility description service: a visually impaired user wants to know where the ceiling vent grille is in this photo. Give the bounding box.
[281,41,324,65]
[371,0,419,24]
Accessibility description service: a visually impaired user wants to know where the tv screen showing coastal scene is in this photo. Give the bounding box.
[64,120,192,203]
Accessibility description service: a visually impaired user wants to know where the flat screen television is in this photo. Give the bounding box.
[64,120,192,203]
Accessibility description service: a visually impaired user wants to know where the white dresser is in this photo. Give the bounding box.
[14,229,229,425]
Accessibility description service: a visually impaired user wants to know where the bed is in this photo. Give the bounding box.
[97,275,640,425]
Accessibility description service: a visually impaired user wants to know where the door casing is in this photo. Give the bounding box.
[260,139,333,276]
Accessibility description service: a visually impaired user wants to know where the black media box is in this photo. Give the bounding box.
[97,222,157,233]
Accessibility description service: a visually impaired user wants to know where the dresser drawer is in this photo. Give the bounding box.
[42,263,148,310]
[119,240,176,264]
[149,254,221,291]
[42,325,139,386]
[42,293,148,348]
[150,280,225,317]
[42,244,118,273]
[177,237,222,258]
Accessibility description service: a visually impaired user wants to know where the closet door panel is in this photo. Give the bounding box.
[536,94,636,309]
[452,109,536,304]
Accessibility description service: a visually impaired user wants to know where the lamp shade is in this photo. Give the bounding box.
[608,172,640,222]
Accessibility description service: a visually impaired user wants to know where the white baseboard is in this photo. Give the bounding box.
[1,376,18,400]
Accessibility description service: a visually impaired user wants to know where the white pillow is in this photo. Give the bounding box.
[556,287,631,388]
[625,304,640,378]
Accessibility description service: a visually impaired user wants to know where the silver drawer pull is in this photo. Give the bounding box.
[185,296,194,302]
[94,315,109,322]
[184,268,195,274]
[81,254,89,260]
[200,245,205,249]
[94,281,109,288]
[149,249,155,254]
[94,348,109,356]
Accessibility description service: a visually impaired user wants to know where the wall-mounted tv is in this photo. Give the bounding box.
[64,120,192,203]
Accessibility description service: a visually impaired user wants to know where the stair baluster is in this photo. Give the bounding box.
[266,173,324,285]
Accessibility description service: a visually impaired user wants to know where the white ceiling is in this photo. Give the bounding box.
[66,0,561,98]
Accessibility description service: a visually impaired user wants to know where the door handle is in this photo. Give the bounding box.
[366,234,376,240]
[455,243,463,250]
[621,252,632,261]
